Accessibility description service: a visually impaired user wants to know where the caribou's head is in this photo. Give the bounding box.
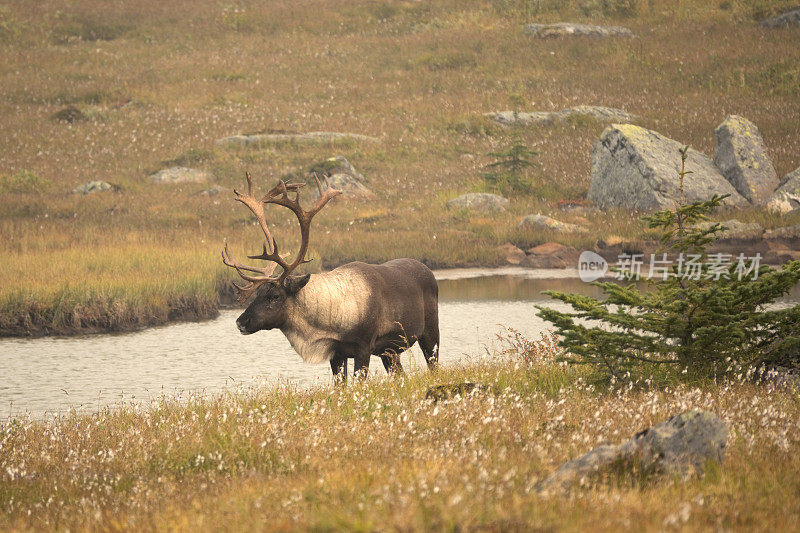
[222,172,340,335]
[235,274,310,334]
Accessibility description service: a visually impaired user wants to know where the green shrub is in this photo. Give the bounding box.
[0,171,50,194]
[538,146,800,381]
[54,17,131,43]
[481,141,539,196]
[416,51,477,72]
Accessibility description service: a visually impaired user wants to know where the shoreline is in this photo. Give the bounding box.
[1,266,577,339]
[4,258,798,339]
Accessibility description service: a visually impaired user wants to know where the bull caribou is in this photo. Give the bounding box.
[223,173,439,382]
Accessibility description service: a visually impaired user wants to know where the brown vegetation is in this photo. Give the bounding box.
[1,0,799,333]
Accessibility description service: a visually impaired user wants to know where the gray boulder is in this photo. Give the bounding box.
[216,131,379,148]
[487,106,636,127]
[588,124,748,211]
[538,410,727,494]
[150,167,213,184]
[523,23,635,38]
[51,105,87,123]
[195,185,228,197]
[765,224,800,240]
[694,219,764,241]
[72,180,117,194]
[767,167,800,213]
[714,116,778,204]
[309,156,374,200]
[760,8,800,28]
[446,193,509,212]
[519,214,587,233]
[425,383,497,402]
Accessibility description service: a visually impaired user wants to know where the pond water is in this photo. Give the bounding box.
[2,268,799,417]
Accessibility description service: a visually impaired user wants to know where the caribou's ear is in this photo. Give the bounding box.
[284,274,311,294]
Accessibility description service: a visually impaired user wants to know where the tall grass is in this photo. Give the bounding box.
[1,343,799,530]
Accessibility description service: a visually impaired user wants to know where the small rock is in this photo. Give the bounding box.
[714,115,778,204]
[767,167,800,214]
[487,106,636,127]
[196,185,227,196]
[522,242,580,269]
[498,243,527,265]
[72,180,118,195]
[537,410,727,494]
[523,22,635,38]
[215,131,379,148]
[694,219,764,241]
[519,214,587,233]
[760,8,800,28]
[150,167,213,184]
[588,124,747,210]
[765,224,800,241]
[446,193,509,212]
[425,383,497,402]
[51,105,87,123]
[309,156,375,200]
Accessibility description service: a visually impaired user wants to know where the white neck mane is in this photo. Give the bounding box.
[280,268,372,363]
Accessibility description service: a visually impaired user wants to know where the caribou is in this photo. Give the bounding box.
[223,173,439,382]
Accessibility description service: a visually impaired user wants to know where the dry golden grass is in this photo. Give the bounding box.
[2,336,799,531]
[1,0,799,332]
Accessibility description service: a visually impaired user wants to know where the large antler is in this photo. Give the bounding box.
[222,171,342,302]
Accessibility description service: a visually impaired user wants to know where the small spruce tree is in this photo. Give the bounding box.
[537,146,800,381]
[481,141,539,196]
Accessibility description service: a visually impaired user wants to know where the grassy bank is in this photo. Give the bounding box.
[2,339,799,530]
[1,0,799,334]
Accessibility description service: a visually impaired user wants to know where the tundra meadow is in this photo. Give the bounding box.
[2,0,800,530]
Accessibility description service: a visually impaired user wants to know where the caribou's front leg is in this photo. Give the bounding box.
[354,352,371,381]
[330,354,347,385]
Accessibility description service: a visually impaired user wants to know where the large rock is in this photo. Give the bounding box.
[766,191,800,214]
[487,105,636,127]
[523,23,635,38]
[588,124,748,211]
[72,180,117,194]
[446,193,509,212]
[216,131,379,148]
[150,167,213,184]
[538,410,727,494]
[519,214,588,233]
[767,168,800,214]
[309,156,374,200]
[522,242,580,269]
[760,8,800,28]
[714,116,778,204]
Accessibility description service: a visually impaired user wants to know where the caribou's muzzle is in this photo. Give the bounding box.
[236,319,253,335]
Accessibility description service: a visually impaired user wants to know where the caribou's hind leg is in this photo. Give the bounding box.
[419,329,439,371]
[330,354,348,385]
[379,351,404,375]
